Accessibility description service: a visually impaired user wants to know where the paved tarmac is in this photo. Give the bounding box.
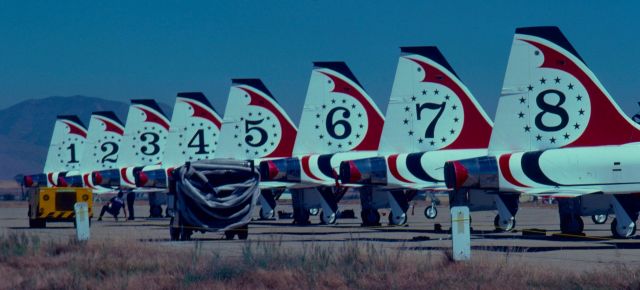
[2,200,639,272]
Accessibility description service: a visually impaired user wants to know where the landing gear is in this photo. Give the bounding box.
[493,215,516,232]
[388,211,407,226]
[293,207,310,225]
[361,209,380,226]
[591,214,608,224]
[319,210,337,225]
[259,208,275,220]
[149,205,163,218]
[611,218,637,239]
[559,214,584,235]
[424,205,437,219]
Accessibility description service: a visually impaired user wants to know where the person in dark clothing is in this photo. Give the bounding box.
[98,191,127,221]
[126,191,135,220]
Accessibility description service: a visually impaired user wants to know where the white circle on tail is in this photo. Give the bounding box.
[516,41,591,148]
[403,69,464,150]
[230,93,282,158]
[312,72,369,151]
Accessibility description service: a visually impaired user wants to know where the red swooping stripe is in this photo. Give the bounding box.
[97,117,124,135]
[181,99,222,128]
[387,154,413,183]
[406,58,491,150]
[137,107,170,131]
[83,174,96,189]
[47,173,55,186]
[120,168,135,186]
[318,71,384,151]
[301,156,322,181]
[498,154,529,188]
[62,121,87,138]
[238,87,297,158]
[522,39,640,146]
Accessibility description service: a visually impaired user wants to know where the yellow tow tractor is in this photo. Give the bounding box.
[28,187,93,228]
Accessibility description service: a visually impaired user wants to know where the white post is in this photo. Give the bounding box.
[74,202,90,241]
[450,206,470,261]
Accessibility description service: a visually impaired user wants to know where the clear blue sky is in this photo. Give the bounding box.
[1,1,638,121]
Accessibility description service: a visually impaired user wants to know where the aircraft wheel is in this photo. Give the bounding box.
[611,218,636,239]
[388,211,407,226]
[150,205,163,218]
[308,208,320,216]
[294,208,310,225]
[493,215,516,232]
[560,214,584,235]
[224,230,235,240]
[320,210,337,225]
[591,214,608,224]
[361,209,380,226]
[424,205,437,219]
[259,208,275,220]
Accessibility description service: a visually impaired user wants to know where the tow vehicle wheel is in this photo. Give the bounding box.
[493,215,516,232]
[361,209,380,226]
[259,208,275,220]
[308,208,320,216]
[29,219,45,228]
[319,210,337,225]
[560,214,584,235]
[388,211,407,226]
[424,205,437,219]
[591,214,608,224]
[611,218,637,239]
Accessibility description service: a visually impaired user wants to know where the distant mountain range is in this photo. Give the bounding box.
[0,96,171,180]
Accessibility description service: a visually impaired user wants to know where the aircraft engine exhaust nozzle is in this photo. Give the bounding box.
[23,174,46,187]
[61,175,83,187]
[258,158,301,183]
[135,168,167,188]
[444,156,499,190]
[338,157,387,185]
[92,169,120,187]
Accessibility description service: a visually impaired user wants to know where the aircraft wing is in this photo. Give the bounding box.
[522,188,602,198]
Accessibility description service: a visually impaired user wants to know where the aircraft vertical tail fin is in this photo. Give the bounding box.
[79,111,124,173]
[43,115,87,173]
[490,26,640,153]
[163,92,222,166]
[117,99,170,168]
[293,62,384,155]
[378,46,493,154]
[216,79,297,160]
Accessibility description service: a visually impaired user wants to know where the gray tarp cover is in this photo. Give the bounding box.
[174,159,260,232]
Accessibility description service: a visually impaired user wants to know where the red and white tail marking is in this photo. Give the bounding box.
[379,47,492,154]
[293,62,384,156]
[43,115,87,174]
[216,79,297,160]
[490,26,640,153]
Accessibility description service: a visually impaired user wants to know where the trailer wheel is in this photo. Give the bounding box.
[237,225,249,240]
[169,218,180,241]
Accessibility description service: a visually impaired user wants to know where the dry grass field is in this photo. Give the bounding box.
[0,232,638,290]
